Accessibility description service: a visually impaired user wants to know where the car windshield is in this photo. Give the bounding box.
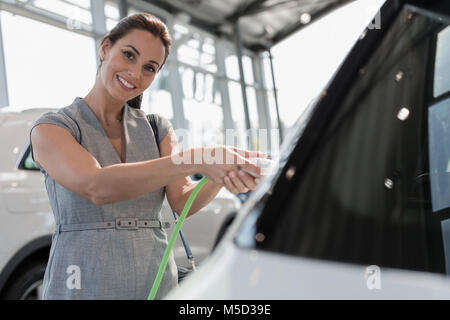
[236,5,450,275]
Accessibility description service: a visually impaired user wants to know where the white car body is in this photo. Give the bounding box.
[168,196,450,299]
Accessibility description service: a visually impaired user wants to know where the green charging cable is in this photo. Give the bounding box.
[147,177,209,300]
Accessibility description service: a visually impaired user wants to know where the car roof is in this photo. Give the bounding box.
[0,106,56,115]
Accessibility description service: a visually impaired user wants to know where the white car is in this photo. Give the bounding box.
[0,107,241,300]
[168,0,450,299]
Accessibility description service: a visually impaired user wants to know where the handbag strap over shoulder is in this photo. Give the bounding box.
[146,114,160,153]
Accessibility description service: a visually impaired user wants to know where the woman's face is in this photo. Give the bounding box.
[99,29,166,104]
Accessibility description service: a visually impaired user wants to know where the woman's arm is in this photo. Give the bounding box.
[31,124,196,205]
[31,124,262,206]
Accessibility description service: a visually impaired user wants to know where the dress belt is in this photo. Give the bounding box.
[57,218,171,233]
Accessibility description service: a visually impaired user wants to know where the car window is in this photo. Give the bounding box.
[238,8,450,274]
[434,25,450,98]
[429,99,450,212]
[18,145,40,171]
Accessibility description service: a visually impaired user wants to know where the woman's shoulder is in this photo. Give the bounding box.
[152,113,173,143]
[31,98,81,142]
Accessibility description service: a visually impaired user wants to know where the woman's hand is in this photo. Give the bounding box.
[223,167,259,194]
[196,146,267,194]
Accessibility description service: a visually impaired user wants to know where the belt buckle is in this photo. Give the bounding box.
[116,218,139,230]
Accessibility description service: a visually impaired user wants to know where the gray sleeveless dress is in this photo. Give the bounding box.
[29,97,178,300]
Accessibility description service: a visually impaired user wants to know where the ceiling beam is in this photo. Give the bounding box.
[241,0,313,17]
[143,0,224,35]
[271,0,352,44]
[140,0,354,51]
[226,0,269,22]
[118,0,129,19]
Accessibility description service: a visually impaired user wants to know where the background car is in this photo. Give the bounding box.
[167,0,450,299]
[0,107,241,300]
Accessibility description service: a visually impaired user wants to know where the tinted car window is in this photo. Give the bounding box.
[18,145,40,171]
[241,8,450,274]
[429,99,450,212]
[434,26,450,98]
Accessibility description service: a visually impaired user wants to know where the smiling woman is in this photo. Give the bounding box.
[28,12,265,300]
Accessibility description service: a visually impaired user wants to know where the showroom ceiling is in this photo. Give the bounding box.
[144,0,356,50]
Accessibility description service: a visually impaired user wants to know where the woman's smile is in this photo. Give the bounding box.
[116,74,136,91]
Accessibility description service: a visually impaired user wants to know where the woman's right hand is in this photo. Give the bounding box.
[194,145,266,192]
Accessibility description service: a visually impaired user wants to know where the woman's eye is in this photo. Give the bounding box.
[145,65,156,73]
[123,51,134,60]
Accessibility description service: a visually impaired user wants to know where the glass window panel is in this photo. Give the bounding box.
[203,38,215,55]
[178,44,200,66]
[267,90,279,129]
[104,1,120,20]
[204,74,215,104]
[228,81,247,150]
[434,26,450,98]
[271,0,385,129]
[142,68,173,119]
[34,0,92,25]
[174,29,216,72]
[200,53,217,73]
[1,11,96,108]
[106,18,118,32]
[225,54,240,81]
[194,72,205,101]
[246,87,259,129]
[173,24,189,40]
[65,0,91,9]
[262,53,274,90]
[213,78,222,106]
[228,81,245,124]
[144,89,174,120]
[183,99,224,148]
[243,55,254,85]
[187,38,200,49]
[429,98,450,212]
[180,67,194,99]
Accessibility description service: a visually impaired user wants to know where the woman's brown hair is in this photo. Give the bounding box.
[98,13,172,109]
